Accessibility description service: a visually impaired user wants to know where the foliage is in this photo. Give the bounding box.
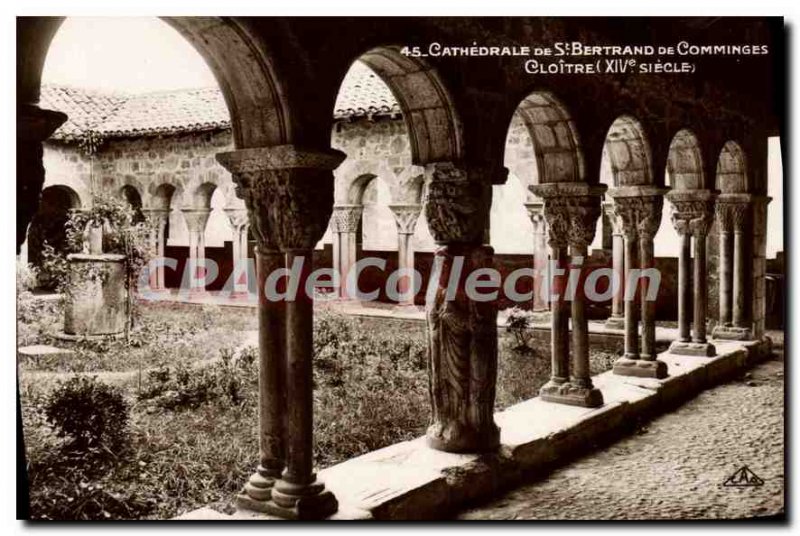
[136,347,257,411]
[19,307,621,520]
[39,194,153,334]
[505,307,535,352]
[44,376,130,450]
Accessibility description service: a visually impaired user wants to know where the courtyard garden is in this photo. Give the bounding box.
[18,288,620,520]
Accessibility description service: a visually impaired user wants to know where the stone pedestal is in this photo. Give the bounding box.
[531,182,605,408]
[608,186,668,379]
[218,145,346,520]
[62,253,127,338]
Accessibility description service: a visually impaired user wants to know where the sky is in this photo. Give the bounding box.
[42,17,218,92]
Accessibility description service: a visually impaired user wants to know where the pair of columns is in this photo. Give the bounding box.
[181,208,212,293]
[524,201,550,313]
[143,208,170,292]
[216,151,503,519]
[530,182,606,408]
[604,202,626,329]
[712,194,754,340]
[665,190,717,357]
[607,187,669,379]
[330,202,421,305]
[224,208,251,295]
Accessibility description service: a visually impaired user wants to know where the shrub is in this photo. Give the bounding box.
[44,376,129,450]
[505,307,534,352]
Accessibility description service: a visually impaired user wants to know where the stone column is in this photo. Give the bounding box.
[217,145,345,520]
[604,203,625,329]
[637,196,663,363]
[181,208,212,293]
[225,207,251,295]
[712,195,753,341]
[715,204,734,328]
[423,162,501,452]
[609,188,668,378]
[531,182,605,408]
[524,200,549,313]
[388,204,421,307]
[330,204,363,299]
[666,190,716,356]
[731,203,750,330]
[142,208,170,292]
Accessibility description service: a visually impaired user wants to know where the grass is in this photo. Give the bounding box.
[19,300,619,520]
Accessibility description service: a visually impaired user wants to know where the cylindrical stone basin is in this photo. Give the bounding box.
[63,253,127,337]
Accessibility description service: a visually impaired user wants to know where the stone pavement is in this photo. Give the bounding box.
[458,347,785,521]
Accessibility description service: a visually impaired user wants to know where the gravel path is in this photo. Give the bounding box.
[459,346,785,520]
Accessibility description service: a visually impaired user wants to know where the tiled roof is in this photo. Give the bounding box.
[42,61,401,141]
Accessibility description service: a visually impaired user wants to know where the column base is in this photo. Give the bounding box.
[426,421,500,453]
[234,466,279,513]
[265,478,338,520]
[613,357,668,379]
[712,325,753,341]
[669,340,716,357]
[539,380,604,408]
[603,315,625,330]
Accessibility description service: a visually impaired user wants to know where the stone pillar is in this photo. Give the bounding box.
[225,207,251,295]
[524,200,549,313]
[637,197,662,362]
[423,162,501,452]
[604,202,625,329]
[142,208,170,292]
[17,104,67,253]
[181,208,212,293]
[609,188,668,378]
[330,204,362,299]
[531,182,606,408]
[666,190,716,356]
[712,195,753,341]
[388,204,421,307]
[217,145,345,520]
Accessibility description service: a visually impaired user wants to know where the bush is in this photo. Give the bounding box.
[505,307,534,352]
[136,347,257,411]
[45,376,129,450]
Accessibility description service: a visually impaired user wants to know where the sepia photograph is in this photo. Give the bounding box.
[12,6,788,525]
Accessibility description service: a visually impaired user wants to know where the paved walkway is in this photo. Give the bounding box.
[459,345,785,520]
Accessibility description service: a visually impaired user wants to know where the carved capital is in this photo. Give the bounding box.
[224,207,249,232]
[636,196,664,240]
[142,208,170,231]
[604,202,625,236]
[216,146,346,252]
[530,182,606,249]
[181,208,212,233]
[524,201,545,226]
[666,189,715,237]
[330,205,363,233]
[388,204,422,235]
[608,187,667,241]
[423,162,491,245]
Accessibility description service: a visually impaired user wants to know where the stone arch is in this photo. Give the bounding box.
[509,91,584,185]
[345,173,380,205]
[119,184,145,223]
[716,141,749,194]
[26,184,81,273]
[603,115,654,186]
[344,47,463,165]
[666,129,705,191]
[151,183,179,211]
[190,182,219,209]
